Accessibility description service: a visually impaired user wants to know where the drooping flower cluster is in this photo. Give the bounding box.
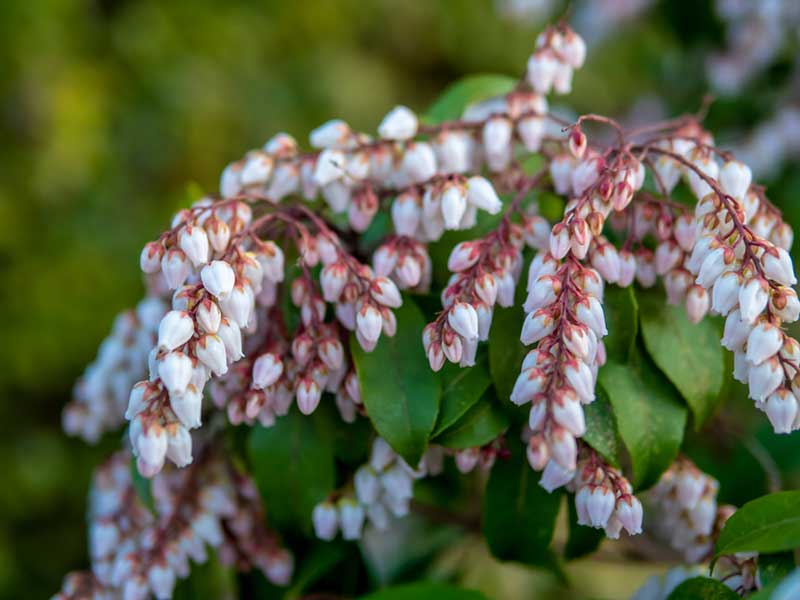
[55,448,292,600]
[645,458,726,563]
[64,297,167,442]
[312,438,442,541]
[668,148,800,433]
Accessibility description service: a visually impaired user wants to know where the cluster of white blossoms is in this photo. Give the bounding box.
[64,297,166,442]
[645,458,726,563]
[55,449,292,600]
[666,146,800,433]
[312,439,443,541]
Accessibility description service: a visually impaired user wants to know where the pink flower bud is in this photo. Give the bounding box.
[527,434,549,470]
[165,423,193,467]
[296,379,322,415]
[314,148,346,186]
[455,448,480,473]
[161,249,191,290]
[518,115,546,152]
[553,389,585,436]
[391,192,422,236]
[440,184,467,230]
[170,384,202,429]
[371,277,402,308]
[587,485,615,528]
[711,271,742,315]
[564,359,595,404]
[137,422,168,474]
[201,261,235,299]
[194,334,227,376]
[195,298,222,334]
[763,247,797,286]
[765,389,798,434]
[483,117,513,172]
[719,160,752,199]
[748,357,784,401]
[448,302,479,341]
[217,318,243,363]
[746,323,784,365]
[205,216,231,254]
[527,48,558,94]
[510,367,546,406]
[520,309,555,345]
[378,105,417,141]
[140,242,164,274]
[721,309,751,351]
[739,277,770,324]
[548,426,577,471]
[158,351,193,395]
[401,142,436,184]
[220,162,243,198]
[356,303,383,345]
[686,285,710,324]
[158,310,195,351]
[220,282,254,328]
[575,296,607,337]
[148,562,176,599]
[178,225,210,267]
[539,459,575,493]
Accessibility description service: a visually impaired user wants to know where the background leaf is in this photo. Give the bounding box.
[757,552,796,588]
[247,410,336,532]
[352,300,441,465]
[431,351,492,437]
[582,387,622,467]
[359,582,487,600]
[424,74,517,123]
[666,577,739,600]
[602,286,639,362]
[598,352,687,489]
[433,389,509,449]
[715,491,800,557]
[488,276,529,409]
[638,289,726,427]
[483,441,562,567]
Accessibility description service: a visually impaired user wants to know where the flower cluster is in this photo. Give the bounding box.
[312,438,441,541]
[64,297,166,442]
[55,448,292,600]
[645,458,725,563]
[673,149,800,433]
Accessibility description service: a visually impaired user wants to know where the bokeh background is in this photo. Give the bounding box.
[2,0,800,598]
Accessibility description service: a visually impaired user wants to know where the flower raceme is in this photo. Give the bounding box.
[57,19,800,599]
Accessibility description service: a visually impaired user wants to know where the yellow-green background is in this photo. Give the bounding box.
[1,1,798,598]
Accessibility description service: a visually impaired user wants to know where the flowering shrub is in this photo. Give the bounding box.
[55,22,800,600]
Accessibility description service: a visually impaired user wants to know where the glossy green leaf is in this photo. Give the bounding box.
[638,289,725,427]
[582,386,622,467]
[483,442,562,566]
[352,301,441,465]
[603,285,638,362]
[360,582,487,600]
[666,577,739,600]
[598,353,687,489]
[488,278,529,408]
[564,500,604,560]
[433,391,509,449]
[715,491,800,557]
[425,74,516,123]
[431,351,492,437]
[757,552,796,588]
[247,409,336,532]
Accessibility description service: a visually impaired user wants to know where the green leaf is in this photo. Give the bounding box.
[564,500,604,560]
[582,386,622,467]
[483,441,562,566]
[359,582,487,600]
[603,285,638,362]
[758,552,796,588]
[488,278,529,408]
[433,391,509,449]
[638,288,726,427]
[666,577,739,600]
[352,300,441,465]
[247,409,336,532]
[284,541,350,600]
[715,491,800,557]
[425,74,517,124]
[431,351,492,437]
[598,353,687,489]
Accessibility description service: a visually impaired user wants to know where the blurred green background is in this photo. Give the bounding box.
[2,1,800,598]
